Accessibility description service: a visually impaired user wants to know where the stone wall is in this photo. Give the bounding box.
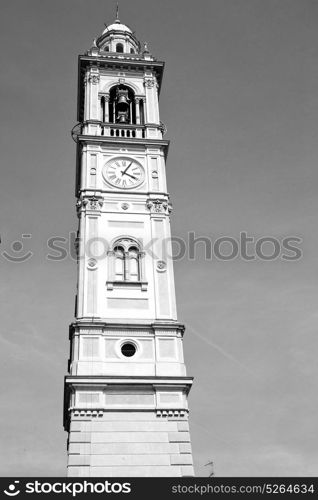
[67,411,194,477]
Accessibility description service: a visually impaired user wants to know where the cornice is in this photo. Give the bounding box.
[70,319,185,329]
[79,54,164,71]
[65,375,194,386]
[77,135,170,158]
[68,320,186,339]
[79,55,164,94]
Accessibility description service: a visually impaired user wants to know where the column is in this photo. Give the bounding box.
[135,98,140,124]
[142,98,147,124]
[99,95,104,122]
[130,102,133,124]
[104,94,109,122]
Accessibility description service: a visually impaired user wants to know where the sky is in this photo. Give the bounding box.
[0,0,318,477]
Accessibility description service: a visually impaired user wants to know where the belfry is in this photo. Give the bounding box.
[64,12,194,477]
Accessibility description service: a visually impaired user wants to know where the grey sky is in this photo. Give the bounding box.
[1,0,318,476]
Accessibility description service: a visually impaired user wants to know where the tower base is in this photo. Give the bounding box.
[64,376,194,477]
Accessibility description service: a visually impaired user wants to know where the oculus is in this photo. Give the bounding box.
[121,342,137,357]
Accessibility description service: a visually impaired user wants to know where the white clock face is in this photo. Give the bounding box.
[104,157,145,189]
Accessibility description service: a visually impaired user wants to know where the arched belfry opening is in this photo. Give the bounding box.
[101,85,144,126]
[111,85,135,124]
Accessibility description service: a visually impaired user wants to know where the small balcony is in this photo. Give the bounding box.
[102,123,146,139]
[76,120,164,141]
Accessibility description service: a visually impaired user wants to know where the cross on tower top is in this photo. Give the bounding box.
[115,2,120,22]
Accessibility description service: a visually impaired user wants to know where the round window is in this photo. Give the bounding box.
[121,342,136,357]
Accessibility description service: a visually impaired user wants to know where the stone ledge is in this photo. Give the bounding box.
[170,453,193,466]
[70,408,190,418]
[168,431,191,443]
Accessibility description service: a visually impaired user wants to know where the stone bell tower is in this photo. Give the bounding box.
[64,12,194,477]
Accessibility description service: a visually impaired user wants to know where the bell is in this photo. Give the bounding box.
[116,89,130,110]
[117,111,128,123]
[118,93,129,106]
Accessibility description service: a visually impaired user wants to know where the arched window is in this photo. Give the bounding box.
[130,48,135,54]
[116,43,124,53]
[107,238,147,290]
[105,45,110,52]
[113,242,140,282]
[114,245,125,280]
[128,246,139,281]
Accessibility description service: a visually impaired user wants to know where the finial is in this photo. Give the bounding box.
[143,42,150,54]
[115,2,120,23]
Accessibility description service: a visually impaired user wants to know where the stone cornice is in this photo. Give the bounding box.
[79,55,164,80]
[70,319,185,329]
[68,320,185,339]
[65,375,193,387]
[77,135,170,159]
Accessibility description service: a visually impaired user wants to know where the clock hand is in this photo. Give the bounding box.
[121,161,133,176]
[123,172,138,180]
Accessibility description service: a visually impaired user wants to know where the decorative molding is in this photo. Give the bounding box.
[87,258,97,269]
[66,376,194,387]
[70,320,186,332]
[109,237,142,252]
[87,74,100,85]
[156,260,167,272]
[156,410,187,418]
[71,409,188,418]
[77,196,104,212]
[103,329,152,336]
[88,196,103,210]
[99,92,110,102]
[144,77,155,88]
[159,121,167,136]
[146,198,172,214]
[72,409,104,417]
[106,280,148,291]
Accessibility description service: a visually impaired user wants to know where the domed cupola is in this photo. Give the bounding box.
[96,11,141,55]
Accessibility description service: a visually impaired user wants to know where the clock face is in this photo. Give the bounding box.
[104,157,145,189]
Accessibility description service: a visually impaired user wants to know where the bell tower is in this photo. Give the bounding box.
[64,13,194,477]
